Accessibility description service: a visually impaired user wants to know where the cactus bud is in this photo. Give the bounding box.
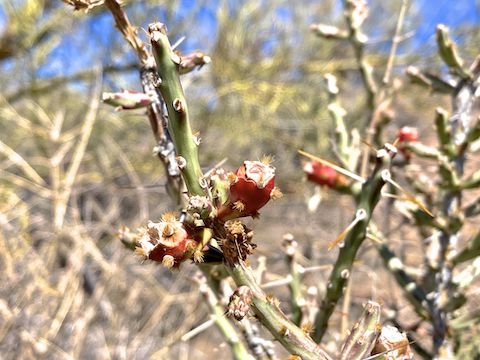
[187,195,215,221]
[304,160,348,188]
[217,160,277,220]
[226,286,252,321]
[102,90,152,110]
[179,51,211,74]
[135,214,196,267]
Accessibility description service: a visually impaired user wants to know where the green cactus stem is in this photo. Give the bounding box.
[339,301,381,360]
[405,66,456,94]
[435,107,455,155]
[312,146,393,342]
[436,24,471,79]
[149,23,204,196]
[461,169,480,189]
[228,262,332,360]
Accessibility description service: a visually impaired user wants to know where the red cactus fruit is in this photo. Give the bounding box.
[397,126,419,159]
[135,213,197,268]
[303,160,348,189]
[217,160,281,220]
[397,126,418,143]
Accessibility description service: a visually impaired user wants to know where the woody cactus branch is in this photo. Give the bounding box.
[312,146,394,342]
[104,0,151,66]
[228,262,332,360]
[149,23,205,196]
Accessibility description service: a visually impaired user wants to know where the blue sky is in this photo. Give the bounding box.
[1,0,479,84]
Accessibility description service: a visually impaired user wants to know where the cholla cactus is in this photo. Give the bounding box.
[78,2,451,358]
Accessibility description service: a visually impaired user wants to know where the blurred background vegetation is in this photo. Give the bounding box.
[1,0,479,359]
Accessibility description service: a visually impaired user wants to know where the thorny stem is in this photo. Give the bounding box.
[312,148,392,342]
[149,23,205,196]
[221,278,277,359]
[140,67,185,205]
[228,262,332,360]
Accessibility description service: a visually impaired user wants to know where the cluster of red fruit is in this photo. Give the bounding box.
[135,160,281,267]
